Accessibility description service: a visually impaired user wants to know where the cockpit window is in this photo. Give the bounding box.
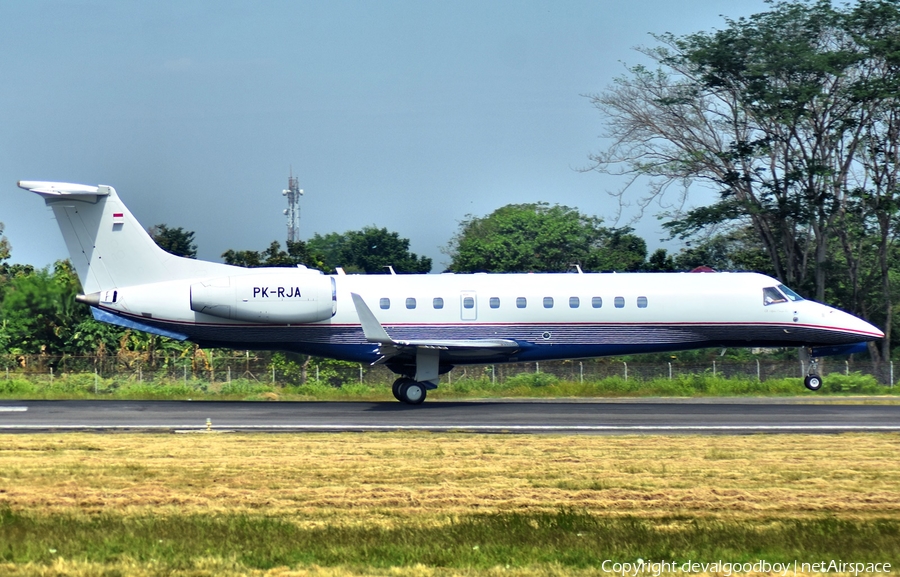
[763,286,788,305]
[777,284,804,302]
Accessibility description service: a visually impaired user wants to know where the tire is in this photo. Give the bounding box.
[398,381,427,405]
[804,374,823,391]
[391,378,407,401]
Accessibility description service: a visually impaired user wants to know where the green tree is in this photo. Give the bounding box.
[149,224,198,258]
[0,261,89,355]
[308,227,432,273]
[445,203,647,273]
[222,240,326,270]
[0,222,27,283]
[588,1,860,299]
[669,227,778,275]
[305,232,347,272]
[644,248,676,272]
[588,0,900,357]
[0,222,9,264]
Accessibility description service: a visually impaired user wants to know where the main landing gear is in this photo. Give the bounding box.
[800,347,823,391]
[391,377,430,405]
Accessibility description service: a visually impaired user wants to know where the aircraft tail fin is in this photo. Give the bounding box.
[18,181,230,293]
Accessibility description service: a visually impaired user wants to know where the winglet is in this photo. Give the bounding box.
[350,293,394,344]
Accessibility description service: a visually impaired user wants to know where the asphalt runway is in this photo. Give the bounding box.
[1,398,899,434]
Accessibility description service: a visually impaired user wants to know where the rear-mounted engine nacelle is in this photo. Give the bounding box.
[190,272,336,323]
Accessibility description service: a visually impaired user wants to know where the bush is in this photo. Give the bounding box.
[0,378,35,395]
[823,372,883,394]
[505,372,559,388]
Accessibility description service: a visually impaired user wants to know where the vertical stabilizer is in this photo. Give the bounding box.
[18,181,233,293]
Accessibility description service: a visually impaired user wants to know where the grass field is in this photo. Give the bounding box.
[1,432,899,575]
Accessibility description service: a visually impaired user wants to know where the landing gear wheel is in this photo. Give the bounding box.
[804,374,823,391]
[391,377,414,402]
[391,378,409,401]
[398,381,427,405]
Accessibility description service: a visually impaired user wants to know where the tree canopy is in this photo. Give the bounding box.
[445,203,647,273]
[0,222,9,264]
[308,227,432,274]
[0,261,88,355]
[222,240,326,270]
[588,0,900,359]
[149,224,198,259]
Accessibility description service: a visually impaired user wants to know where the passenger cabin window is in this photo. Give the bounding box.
[406,298,416,309]
[380,298,390,310]
[463,296,475,309]
[569,296,580,308]
[763,287,788,305]
[592,297,602,308]
[489,297,500,309]
[516,297,527,308]
[433,297,444,309]
[637,296,648,308]
[614,296,625,308]
[543,297,554,309]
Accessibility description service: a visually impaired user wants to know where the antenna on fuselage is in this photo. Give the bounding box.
[282,168,303,244]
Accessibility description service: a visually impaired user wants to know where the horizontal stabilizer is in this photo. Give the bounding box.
[18,181,111,202]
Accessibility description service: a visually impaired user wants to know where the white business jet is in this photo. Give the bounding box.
[18,181,884,404]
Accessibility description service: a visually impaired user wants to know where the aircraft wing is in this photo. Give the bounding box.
[350,292,519,379]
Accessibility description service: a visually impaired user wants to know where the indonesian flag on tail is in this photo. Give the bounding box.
[112,212,124,225]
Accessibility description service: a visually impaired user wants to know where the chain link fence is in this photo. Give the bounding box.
[1,353,895,388]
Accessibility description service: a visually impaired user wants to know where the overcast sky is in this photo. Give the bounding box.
[1,0,770,271]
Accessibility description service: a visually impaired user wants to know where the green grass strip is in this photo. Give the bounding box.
[1,508,898,570]
[0,371,896,400]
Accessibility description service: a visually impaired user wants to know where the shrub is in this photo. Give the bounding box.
[0,378,36,395]
[823,372,883,394]
[505,372,559,388]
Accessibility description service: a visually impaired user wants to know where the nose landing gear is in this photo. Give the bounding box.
[800,347,823,391]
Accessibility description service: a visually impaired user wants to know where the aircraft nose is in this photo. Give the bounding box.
[862,319,885,340]
[823,307,883,341]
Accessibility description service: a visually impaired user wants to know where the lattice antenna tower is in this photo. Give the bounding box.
[282,170,303,244]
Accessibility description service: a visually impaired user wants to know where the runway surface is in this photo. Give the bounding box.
[1,398,899,434]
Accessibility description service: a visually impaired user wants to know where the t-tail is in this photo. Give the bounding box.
[17,181,234,293]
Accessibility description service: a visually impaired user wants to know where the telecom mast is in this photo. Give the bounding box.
[282,171,303,243]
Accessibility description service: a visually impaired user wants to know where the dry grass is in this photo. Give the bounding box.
[1,432,899,525]
[2,433,899,575]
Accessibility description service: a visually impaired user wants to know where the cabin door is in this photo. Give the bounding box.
[460,291,477,321]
